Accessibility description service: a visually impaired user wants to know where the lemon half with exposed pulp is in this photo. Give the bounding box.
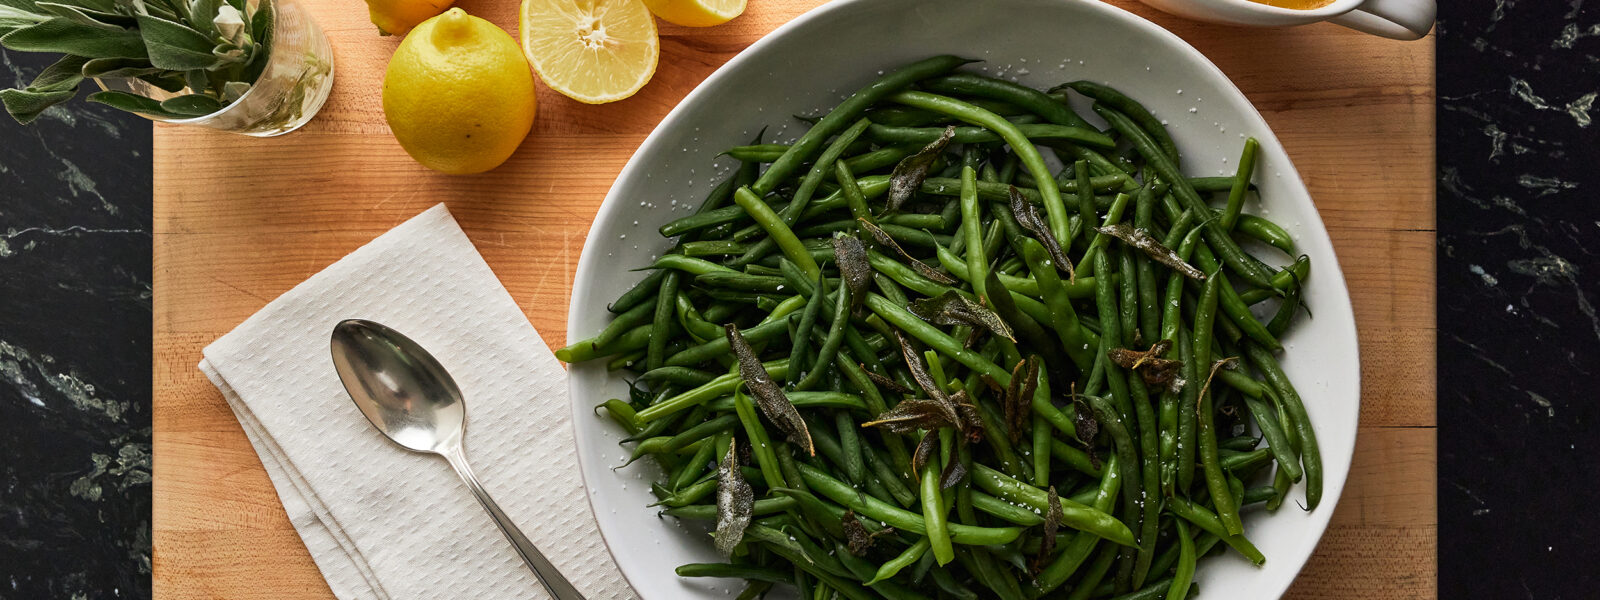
[383,8,537,174]
[519,0,659,104]
[642,0,744,27]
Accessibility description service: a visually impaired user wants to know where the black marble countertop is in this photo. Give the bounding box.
[1,0,1597,597]
[0,52,151,598]
[1438,0,1600,598]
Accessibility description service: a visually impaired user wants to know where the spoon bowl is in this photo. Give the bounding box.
[331,319,465,453]
[330,319,586,600]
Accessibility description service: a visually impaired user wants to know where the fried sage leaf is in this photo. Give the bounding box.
[1003,356,1041,444]
[859,218,957,284]
[715,439,753,556]
[842,510,894,555]
[725,324,815,456]
[912,430,940,474]
[1097,223,1206,280]
[862,368,915,395]
[909,290,1016,342]
[887,125,956,212]
[939,454,968,490]
[833,233,872,313]
[1107,339,1184,391]
[1010,185,1076,282]
[1032,485,1064,573]
[861,398,961,433]
[949,389,985,443]
[895,330,949,403]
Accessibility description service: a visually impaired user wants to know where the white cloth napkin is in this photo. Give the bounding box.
[199,204,636,600]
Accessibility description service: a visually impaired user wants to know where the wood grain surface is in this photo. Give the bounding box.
[152,0,1436,597]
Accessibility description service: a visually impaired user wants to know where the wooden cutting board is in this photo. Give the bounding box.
[152,0,1435,597]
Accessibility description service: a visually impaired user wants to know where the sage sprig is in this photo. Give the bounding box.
[0,0,274,123]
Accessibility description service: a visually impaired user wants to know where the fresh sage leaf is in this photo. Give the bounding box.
[1,17,147,58]
[1097,223,1206,280]
[86,88,184,117]
[186,0,222,36]
[220,79,248,102]
[81,57,161,78]
[29,53,90,90]
[137,71,188,92]
[158,92,220,115]
[211,2,243,44]
[136,13,224,70]
[908,290,1015,343]
[724,324,815,457]
[714,439,753,557]
[32,2,132,30]
[887,125,955,212]
[1,86,77,123]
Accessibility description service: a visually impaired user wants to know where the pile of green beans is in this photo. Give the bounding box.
[561,55,1321,600]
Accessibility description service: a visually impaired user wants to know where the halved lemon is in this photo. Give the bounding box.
[642,0,745,27]
[519,0,659,104]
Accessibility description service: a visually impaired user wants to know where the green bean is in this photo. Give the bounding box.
[647,271,682,370]
[1093,104,1275,288]
[797,463,1023,545]
[785,118,873,225]
[890,90,1072,245]
[1032,414,1052,487]
[1165,518,1196,600]
[1241,393,1303,482]
[595,296,658,347]
[1067,545,1120,600]
[921,444,956,565]
[635,359,790,422]
[1237,214,1296,256]
[868,538,930,584]
[1193,274,1242,535]
[1073,192,1133,277]
[793,282,851,391]
[834,411,866,484]
[675,563,793,583]
[970,464,1135,547]
[1245,342,1323,510]
[705,391,865,412]
[923,173,1129,201]
[1062,81,1180,166]
[735,186,820,279]
[836,161,874,223]
[666,316,789,368]
[867,122,1113,148]
[610,270,665,314]
[1165,499,1263,564]
[555,324,651,362]
[753,55,971,194]
[1191,244,1282,350]
[734,390,787,489]
[788,273,828,381]
[1220,138,1260,231]
[925,73,1093,129]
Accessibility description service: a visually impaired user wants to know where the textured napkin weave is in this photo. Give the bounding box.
[199,204,635,600]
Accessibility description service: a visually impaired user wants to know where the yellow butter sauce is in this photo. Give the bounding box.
[1250,0,1336,8]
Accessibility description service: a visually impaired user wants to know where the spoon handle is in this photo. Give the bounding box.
[443,448,587,600]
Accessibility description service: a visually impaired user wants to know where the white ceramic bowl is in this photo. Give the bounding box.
[567,0,1360,597]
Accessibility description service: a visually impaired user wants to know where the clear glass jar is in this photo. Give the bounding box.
[97,0,335,136]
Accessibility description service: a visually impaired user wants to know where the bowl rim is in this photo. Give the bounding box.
[566,0,1361,596]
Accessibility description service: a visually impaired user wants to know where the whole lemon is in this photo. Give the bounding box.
[382,8,536,175]
[365,0,453,35]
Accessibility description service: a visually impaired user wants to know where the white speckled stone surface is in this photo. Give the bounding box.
[199,204,633,600]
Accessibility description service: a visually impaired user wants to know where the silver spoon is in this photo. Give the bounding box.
[330,319,586,600]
